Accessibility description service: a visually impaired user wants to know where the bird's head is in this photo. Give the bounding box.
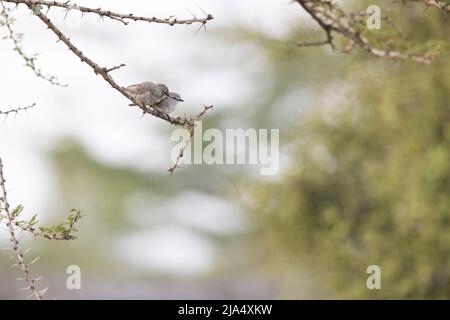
[168,92,184,102]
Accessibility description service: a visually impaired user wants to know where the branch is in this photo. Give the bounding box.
[0,102,36,116]
[0,208,83,240]
[295,0,439,64]
[168,105,213,175]
[4,0,214,26]
[0,0,65,85]
[0,158,44,300]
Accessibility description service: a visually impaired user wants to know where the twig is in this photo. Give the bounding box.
[0,103,36,116]
[168,126,194,175]
[0,158,43,300]
[0,0,65,85]
[168,105,213,175]
[0,209,82,240]
[297,39,332,48]
[104,63,125,73]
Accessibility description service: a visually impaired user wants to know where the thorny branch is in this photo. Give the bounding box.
[0,158,45,300]
[0,0,64,85]
[0,103,36,117]
[4,0,214,26]
[0,157,82,298]
[168,105,213,175]
[0,209,83,240]
[294,0,442,64]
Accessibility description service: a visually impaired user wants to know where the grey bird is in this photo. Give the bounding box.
[155,92,183,114]
[125,81,183,113]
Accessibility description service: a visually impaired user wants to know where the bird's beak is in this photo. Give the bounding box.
[170,96,184,102]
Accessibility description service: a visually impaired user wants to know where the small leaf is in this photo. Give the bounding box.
[11,205,24,217]
[29,214,38,226]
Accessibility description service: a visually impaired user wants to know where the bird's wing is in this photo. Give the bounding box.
[125,82,155,95]
[147,85,168,105]
[149,85,166,99]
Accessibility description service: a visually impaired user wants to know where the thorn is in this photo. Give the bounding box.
[38,287,49,296]
[29,256,40,265]
[195,3,208,16]
[194,23,203,35]
[20,286,31,291]
[186,8,197,19]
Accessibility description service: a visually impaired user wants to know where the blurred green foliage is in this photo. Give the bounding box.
[244,1,450,299]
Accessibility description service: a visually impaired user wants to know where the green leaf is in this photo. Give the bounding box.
[11,205,24,218]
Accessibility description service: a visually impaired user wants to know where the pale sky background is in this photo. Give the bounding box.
[0,0,308,278]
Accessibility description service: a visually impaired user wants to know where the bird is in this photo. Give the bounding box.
[155,92,183,114]
[124,81,184,114]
